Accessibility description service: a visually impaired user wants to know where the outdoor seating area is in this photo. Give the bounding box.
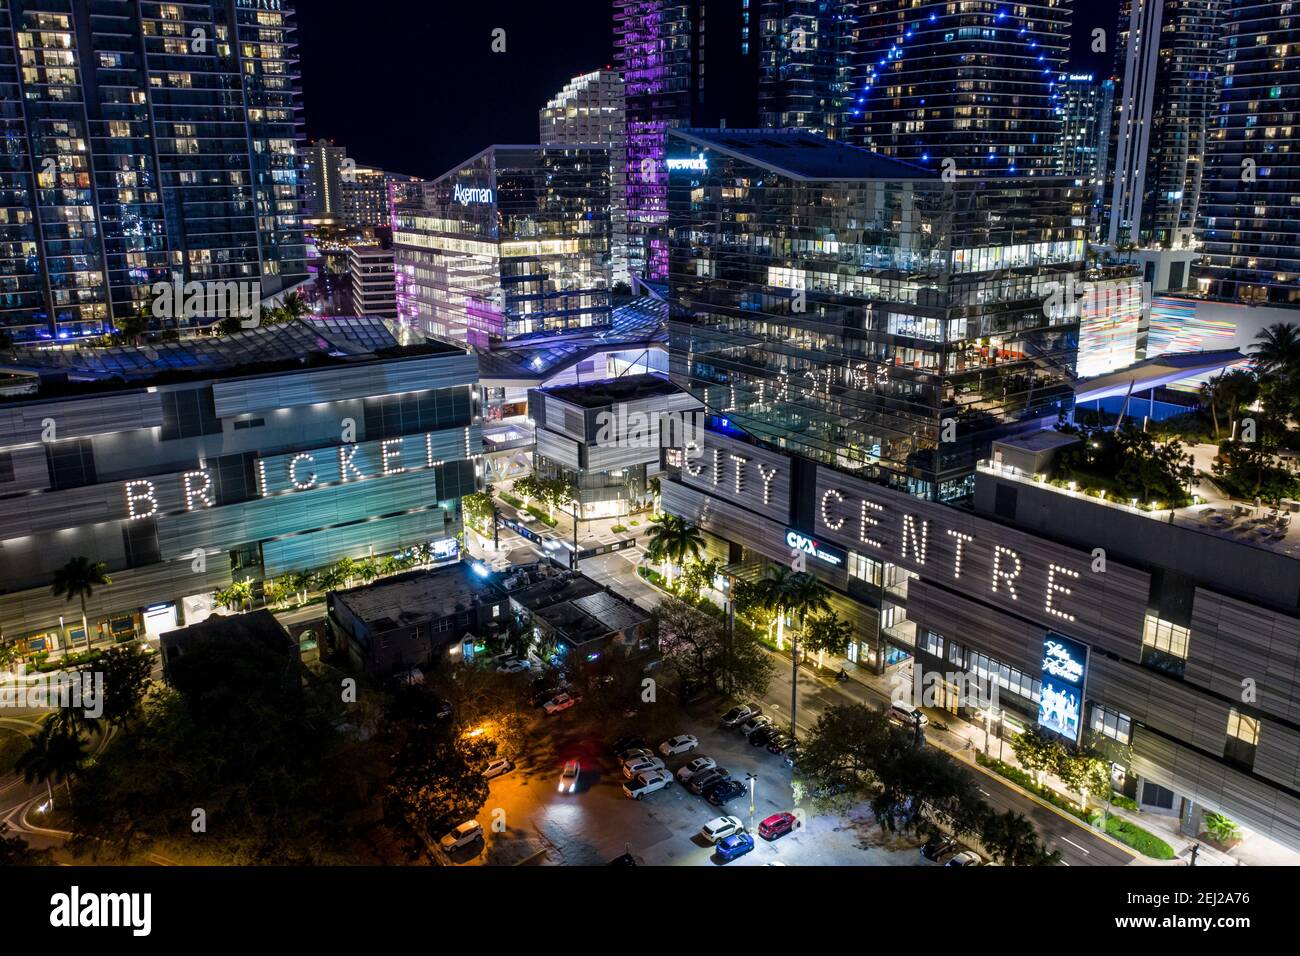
[1196,505,1292,543]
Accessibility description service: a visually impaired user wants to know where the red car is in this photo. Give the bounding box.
[758,811,797,841]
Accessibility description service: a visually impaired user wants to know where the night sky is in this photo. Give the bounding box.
[297,0,1120,180]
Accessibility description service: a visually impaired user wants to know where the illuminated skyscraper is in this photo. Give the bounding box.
[757,0,858,140]
[0,0,306,344]
[1197,0,1300,305]
[1108,0,1222,250]
[847,1,1070,177]
[541,69,630,284]
[613,0,759,281]
[1054,74,1114,237]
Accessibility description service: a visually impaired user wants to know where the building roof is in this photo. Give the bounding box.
[539,373,683,409]
[669,128,937,182]
[0,317,462,395]
[331,564,506,633]
[476,296,667,385]
[515,574,649,648]
[159,609,295,662]
[1074,348,1248,404]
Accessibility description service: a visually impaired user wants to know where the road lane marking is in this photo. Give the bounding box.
[1061,837,1090,854]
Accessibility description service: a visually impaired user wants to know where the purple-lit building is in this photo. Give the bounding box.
[614,0,759,281]
[392,145,613,349]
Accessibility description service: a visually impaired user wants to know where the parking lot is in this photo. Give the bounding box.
[446,698,922,867]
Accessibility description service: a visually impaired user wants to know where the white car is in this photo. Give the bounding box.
[439,820,483,852]
[623,769,673,799]
[543,693,578,715]
[700,815,745,844]
[658,734,699,756]
[619,747,655,762]
[945,850,983,867]
[496,658,531,674]
[676,756,717,783]
[888,701,929,728]
[622,755,666,779]
[483,758,514,780]
[559,759,581,793]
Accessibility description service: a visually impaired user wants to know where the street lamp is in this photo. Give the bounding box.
[746,772,758,831]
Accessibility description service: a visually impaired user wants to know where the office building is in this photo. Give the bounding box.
[757,0,858,140]
[349,246,397,320]
[1109,0,1222,250]
[1197,0,1300,305]
[541,69,630,285]
[392,145,613,349]
[614,0,760,280]
[848,0,1071,176]
[0,318,480,653]
[658,422,1300,854]
[0,1,307,344]
[666,128,1086,501]
[300,140,348,219]
[1054,74,1114,235]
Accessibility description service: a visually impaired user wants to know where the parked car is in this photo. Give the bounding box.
[704,778,746,806]
[748,725,778,747]
[921,835,957,862]
[612,735,647,755]
[715,832,755,862]
[686,767,731,796]
[433,698,454,721]
[766,733,795,754]
[720,704,755,728]
[483,758,514,780]
[496,658,531,674]
[758,812,797,841]
[618,747,655,763]
[700,815,746,844]
[623,756,666,778]
[887,700,929,728]
[559,759,581,793]
[676,756,717,783]
[740,714,772,736]
[658,734,699,756]
[623,769,673,799]
[945,850,983,867]
[439,820,483,852]
[543,693,578,715]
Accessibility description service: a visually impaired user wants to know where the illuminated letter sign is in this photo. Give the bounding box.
[785,529,846,569]
[1038,633,1087,743]
[666,154,708,172]
[453,183,494,205]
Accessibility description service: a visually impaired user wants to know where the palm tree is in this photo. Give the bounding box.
[378,555,404,578]
[756,567,830,738]
[17,721,87,809]
[1251,323,1300,379]
[50,557,110,650]
[279,290,311,321]
[644,514,705,589]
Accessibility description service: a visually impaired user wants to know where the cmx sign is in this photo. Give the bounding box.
[785,529,847,569]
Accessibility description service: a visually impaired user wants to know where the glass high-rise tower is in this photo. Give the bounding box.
[847,0,1071,177]
[0,0,306,344]
[757,0,858,141]
[1197,0,1300,305]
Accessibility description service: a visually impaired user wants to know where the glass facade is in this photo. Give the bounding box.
[0,0,306,344]
[758,0,857,140]
[848,0,1071,177]
[666,129,1085,498]
[393,146,612,348]
[1197,0,1300,304]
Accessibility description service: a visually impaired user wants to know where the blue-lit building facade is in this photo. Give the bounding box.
[0,319,479,651]
[0,0,306,345]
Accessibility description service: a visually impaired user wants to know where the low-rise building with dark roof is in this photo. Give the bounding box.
[327,564,510,678]
[508,568,653,664]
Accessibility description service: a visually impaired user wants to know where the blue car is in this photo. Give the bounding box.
[716,832,755,862]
